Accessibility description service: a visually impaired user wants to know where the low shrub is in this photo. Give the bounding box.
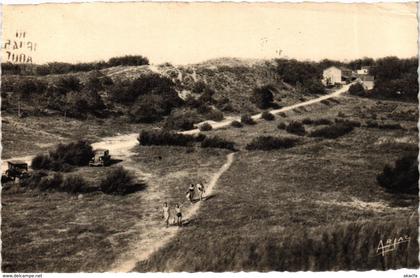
[231,120,243,128]
[246,136,298,150]
[377,154,418,194]
[138,130,197,147]
[313,118,333,125]
[286,121,305,136]
[206,109,224,122]
[310,123,354,139]
[320,99,330,105]
[241,114,256,125]
[302,118,333,126]
[337,111,346,118]
[334,118,361,127]
[201,136,236,151]
[38,173,64,191]
[100,166,145,195]
[277,122,287,129]
[278,112,287,118]
[199,123,213,131]
[302,118,313,125]
[261,111,275,121]
[61,175,90,194]
[364,120,403,130]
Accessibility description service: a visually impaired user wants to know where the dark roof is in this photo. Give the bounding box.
[8,160,28,165]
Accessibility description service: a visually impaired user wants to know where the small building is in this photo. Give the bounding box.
[356,66,371,76]
[359,75,375,90]
[322,66,356,86]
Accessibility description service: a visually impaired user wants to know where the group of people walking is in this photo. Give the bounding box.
[162,182,206,227]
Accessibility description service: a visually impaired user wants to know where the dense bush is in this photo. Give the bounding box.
[164,109,203,131]
[246,136,298,150]
[310,123,354,139]
[199,123,213,131]
[371,57,418,101]
[275,59,321,85]
[251,85,275,109]
[49,141,94,167]
[200,136,236,151]
[231,120,243,128]
[286,121,305,136]
[241,114,256,125]
[349,83,366,96]
[107,55,149,67]
[377,154,418,194]
[300,78,325,95]
[100,166,145,195]
[138,130,197,147]
[31,154,52,170]
[31,141,93,171]
[261,111,275,121]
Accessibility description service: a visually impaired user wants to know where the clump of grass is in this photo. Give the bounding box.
[241,114,256,125]
[100,166,145,195]
[310,123,354,139]
[286,121,305,136]
[377,154,418,194]
[199,123,213,131]
[231,120,243,128]
[261,111,275,121]
[246,136,298,150]
[201,136,236,151]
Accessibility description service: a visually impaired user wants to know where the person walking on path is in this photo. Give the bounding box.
[197,182,205,201]
[186,183,195,203]
[175,203,183,227]
[162,202,170,228]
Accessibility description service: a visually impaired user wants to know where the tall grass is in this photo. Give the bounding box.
[136,218,418,271]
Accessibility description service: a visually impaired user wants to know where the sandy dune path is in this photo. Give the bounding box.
[109,152,235,272]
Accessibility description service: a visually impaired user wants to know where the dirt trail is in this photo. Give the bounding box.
[109,152,235,272]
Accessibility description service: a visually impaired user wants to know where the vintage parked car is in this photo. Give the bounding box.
[2,160,30,181]
[89,149,111,167]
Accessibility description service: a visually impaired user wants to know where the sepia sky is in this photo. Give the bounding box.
[2,2,418,65]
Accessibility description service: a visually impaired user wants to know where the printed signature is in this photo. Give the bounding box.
[376,235,410,256]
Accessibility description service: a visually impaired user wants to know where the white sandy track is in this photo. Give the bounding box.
[109,152,235,272]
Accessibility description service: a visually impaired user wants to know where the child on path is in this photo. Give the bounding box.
[175,203,183,227]
[186,183,195,203]
[197,182,205,201]
[162,202,170,228]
